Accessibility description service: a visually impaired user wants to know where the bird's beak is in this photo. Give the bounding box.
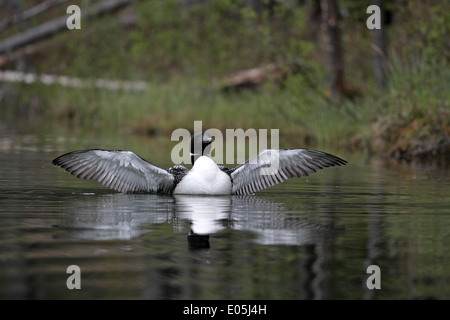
[208,136,215,144]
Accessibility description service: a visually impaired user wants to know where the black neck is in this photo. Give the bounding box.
[190,132,212,165]
[190,153,200,165]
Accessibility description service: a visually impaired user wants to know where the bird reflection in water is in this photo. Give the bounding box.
[174,195,231,250]
[56,193,342,250]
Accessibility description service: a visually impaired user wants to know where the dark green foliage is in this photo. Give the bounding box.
[1,0,448,156]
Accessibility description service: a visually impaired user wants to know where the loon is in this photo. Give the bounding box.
[52,132,347,195]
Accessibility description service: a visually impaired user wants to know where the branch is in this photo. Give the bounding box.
[0,0,133,54]
[0,0,71,32]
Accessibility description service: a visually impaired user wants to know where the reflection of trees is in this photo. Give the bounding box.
[362,159,387,300]
[363,188,383,300]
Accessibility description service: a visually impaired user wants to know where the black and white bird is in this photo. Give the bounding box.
[52,132,347,195]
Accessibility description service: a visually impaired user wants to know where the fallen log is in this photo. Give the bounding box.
[214,64,287,93]
[0,69,147,91]
[213,60,332,103]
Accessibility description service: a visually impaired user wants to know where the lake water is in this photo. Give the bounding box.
[0,132,449,300]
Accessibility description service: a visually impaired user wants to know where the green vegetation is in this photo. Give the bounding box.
[1,0,449,158]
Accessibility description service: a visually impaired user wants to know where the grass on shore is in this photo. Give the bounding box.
[3,56,448,159]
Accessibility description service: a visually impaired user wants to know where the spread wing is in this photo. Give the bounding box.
[52,149,175,193]
[230,149,347,195]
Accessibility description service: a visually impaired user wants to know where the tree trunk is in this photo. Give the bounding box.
[372,0,388,90]
[321,0,344,103]
[306,0,322,42]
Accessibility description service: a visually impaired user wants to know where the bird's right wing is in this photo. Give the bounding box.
[52,149,175,193]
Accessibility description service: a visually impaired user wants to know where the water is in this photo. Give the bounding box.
[0,133,449,299]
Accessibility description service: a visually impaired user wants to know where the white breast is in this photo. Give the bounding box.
[173,156,232,195]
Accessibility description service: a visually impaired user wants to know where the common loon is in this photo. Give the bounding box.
[52,132,347,195]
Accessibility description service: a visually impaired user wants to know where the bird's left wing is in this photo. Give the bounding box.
[230,149,347,195]
[52,149,175,193]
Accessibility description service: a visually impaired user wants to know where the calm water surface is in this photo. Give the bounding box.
[0,133,449,299]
